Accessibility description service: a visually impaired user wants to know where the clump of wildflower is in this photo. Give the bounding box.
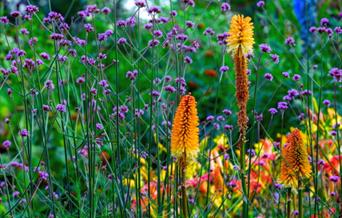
[280,129,312,187]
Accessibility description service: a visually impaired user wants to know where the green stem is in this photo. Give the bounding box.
[181,154,188,218]
[287,189,291,218]
[240,138,248,218]
[298,180,303,218]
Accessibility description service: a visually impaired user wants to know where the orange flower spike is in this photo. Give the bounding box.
[171,94,200,160]
[280,129,312,188]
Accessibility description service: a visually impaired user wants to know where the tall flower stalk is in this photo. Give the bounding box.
[171,94,199,217]
[226,14,254,148]
[226,14,254,217]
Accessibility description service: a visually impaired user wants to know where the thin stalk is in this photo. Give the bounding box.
[286,188,291,218]
[298,180,303,218]
[181,154,188,218]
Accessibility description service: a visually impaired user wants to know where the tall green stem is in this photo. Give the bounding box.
[298,180,303,218]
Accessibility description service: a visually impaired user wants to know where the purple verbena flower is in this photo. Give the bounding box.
[164,85,176,93]
[126,17,136,27]
[56,104,66,113]
[185,21,195,28]
[277,101,288,111]
[148,39,160,47]
[264,73,273,81]
[99,80,109,88]
[2,140,11,149]
[223,109,232,116]
[282,71,289,78]
[153,30,163,38]
[271,54,279,64]
[84,23,94,32]
[292,74,301,81]
[320,18,329,26]
[96,123,104,130]
[50,33,64,41]
[221,3,230,12]
[126,70,138,81]
[10,11,21,18]
[329,175,339,183]
[203,28,215,36]
[101,7,111,15]
[220,66,229,73]
[170,10,177,17]
[20,129,29,137]
[260,43,271,53]
[329,67,341,82]
[148,6,161,14]
[206,115,215,122]
[224,124,233,131]
[20,28,29,35]
[269,108,278,115]
[45,80,55,90]
[25,5,39,15]
[135,0,146,8]
[309,26,317,33]
[216,115,225,121]
[184,56,192,64]
[285,36,295,46]
[323,99,330,106]
[151,90,160,97]
[0,16,9,24]
[256,1,265,7]
[117,37,127,45]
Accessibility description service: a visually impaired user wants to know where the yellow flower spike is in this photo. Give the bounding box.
[226,14,255,56]
[280,128,312,188]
